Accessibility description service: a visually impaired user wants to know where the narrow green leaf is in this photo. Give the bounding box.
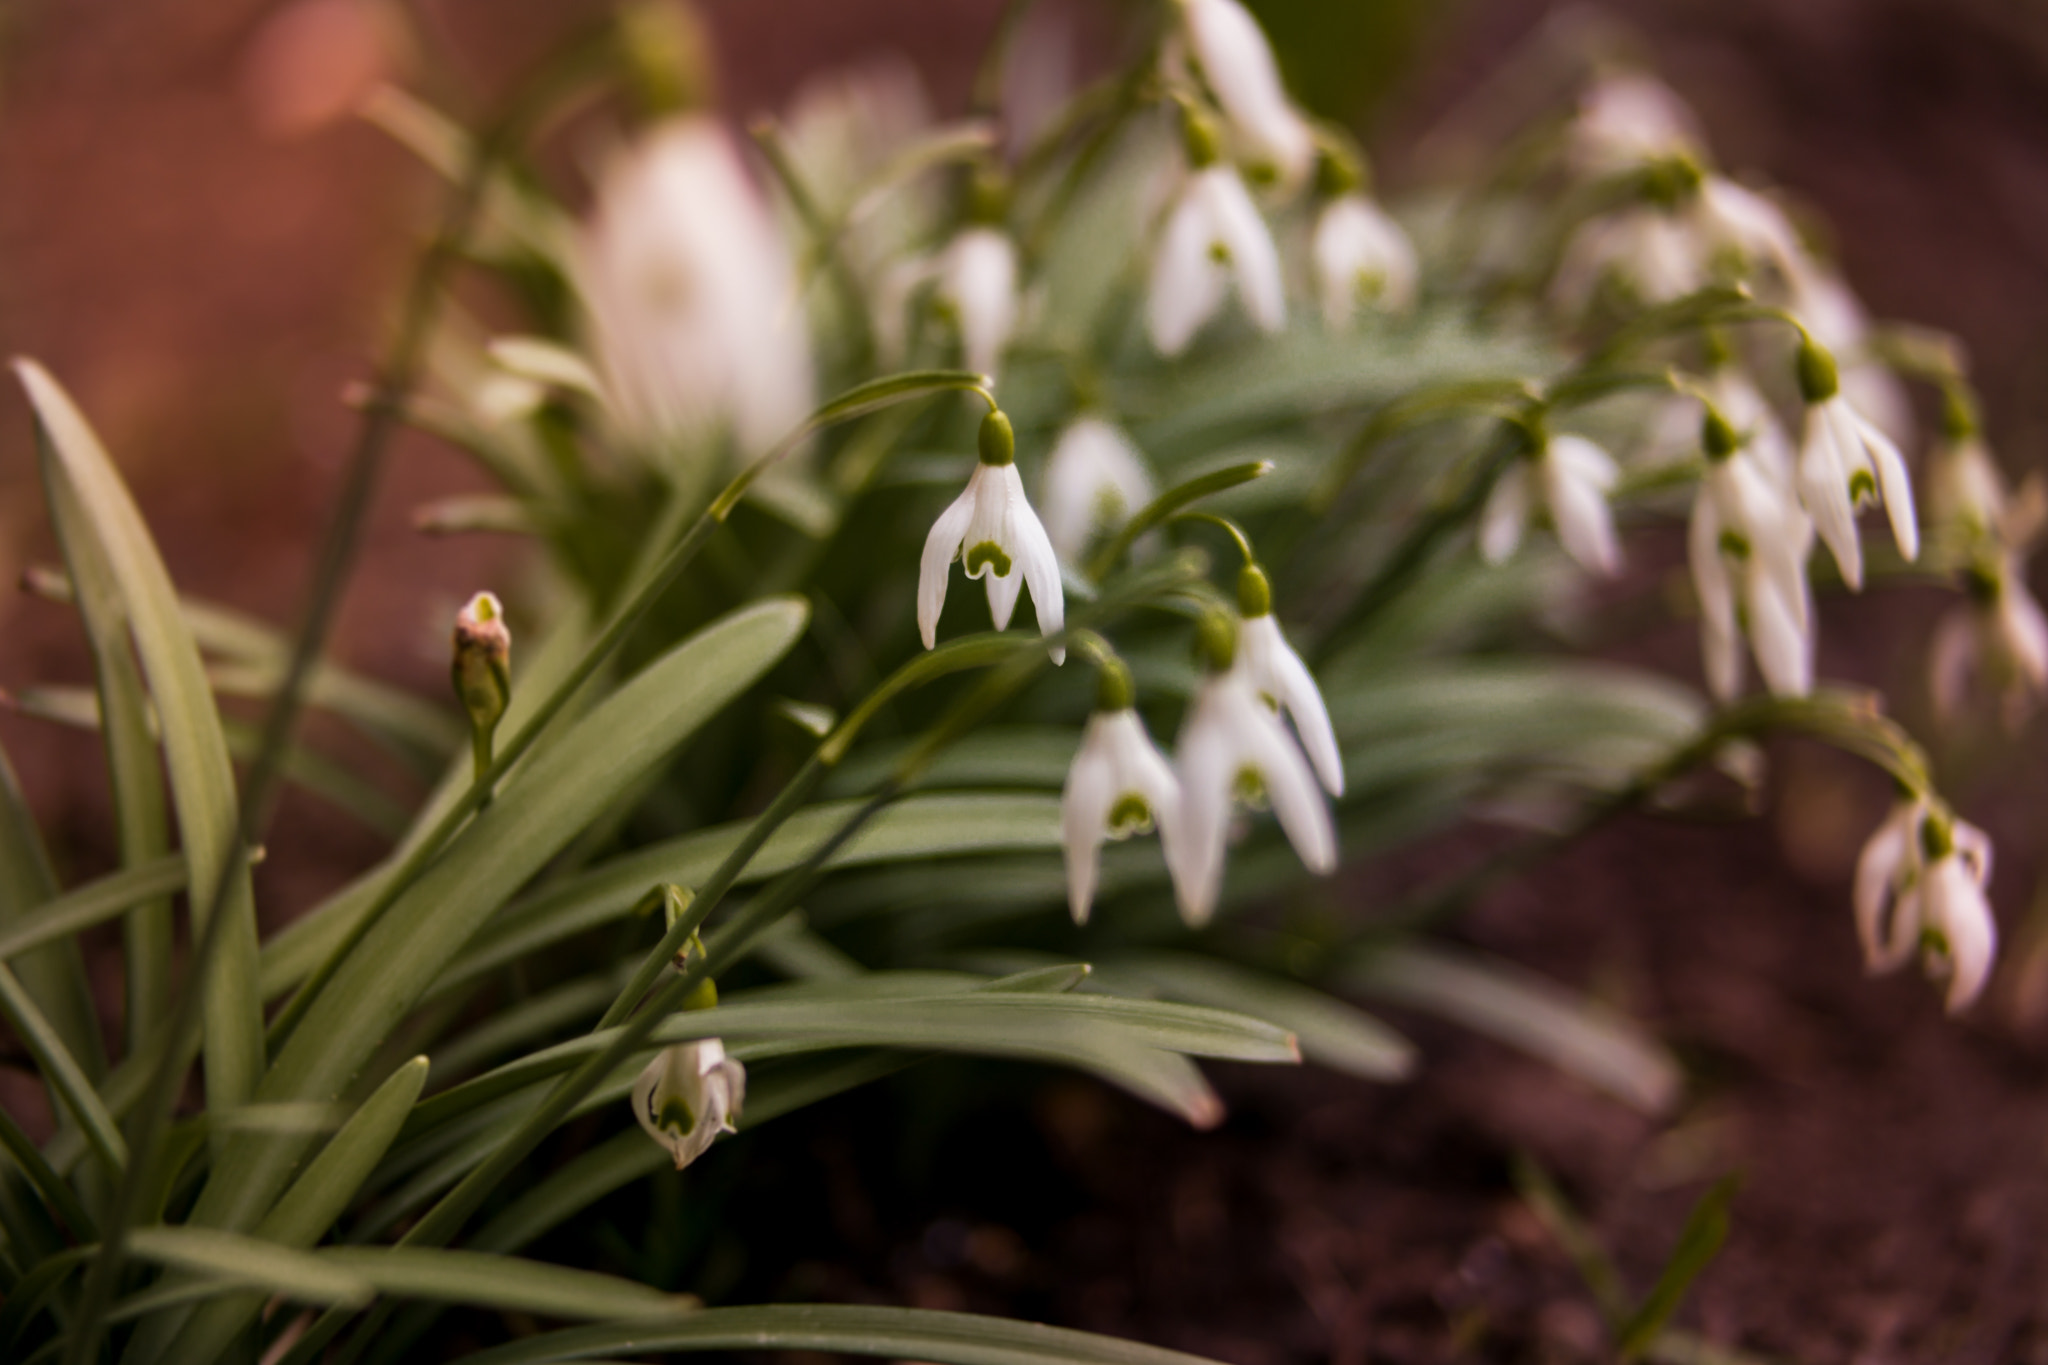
[0,855,185,971]
[455,1301,1236,1365]
[43,439,174,1055]
[317,1246,694,1321]
[1106,953,1416,1082]
[19,359,263,1116]
[0,742,104,1105]
[1346,945,1680,1115]
[0,963,127,1172]
[1513,1152,1629,1322]
[159,1057,433,1364]
[467,1128,658,1257]
[1616,1175,1739,1362]
[0,1246,94,1356]
[190,598,808,1240]
[124,1227,374,1308]
[436,794,1063,996]
[0,1103,94,1242]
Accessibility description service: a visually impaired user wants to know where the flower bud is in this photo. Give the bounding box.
[632,1038,745,1171]
[1236,563,1273,618]
[452,592,511,779]
[1701,406,1739,461]
[978,408,1015,466]
[1194,609,1237,673]
[1795,340,1840,405]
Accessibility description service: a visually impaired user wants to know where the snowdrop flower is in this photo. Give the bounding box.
[1312,193,1418,327]
[1480,432,1623,576]
[1040,415,1156,563]
[1148,112,1285,356]
[1930,562,2048,727]
[1169,613,1336,927]
[1792,340,1917,590]
[1788,266,1913,444]
[919,410,1066,662]
[1688,406,1815,700]
[934,225,1019,378]
[1694,176,1805,282]
[1177,0,1314,187]
[1552,207,1703,314]
[1062,662,1180,924]
[1854,801,1997,1013]
[1568,71,1701,177]
[574,117,813,462]
[1232,565,1342,795]
[633,1037,747,1170]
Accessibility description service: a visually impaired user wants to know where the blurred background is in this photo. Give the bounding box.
[5,1,2048,1360]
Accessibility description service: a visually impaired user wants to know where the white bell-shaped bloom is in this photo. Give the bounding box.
[575,117,813,461]
[1170,660,1335,927]
[1788,267,1914,445]
[1796,390,1918,591]
[632,1038,746,1170]
[1312,193,1418,328]
[1568,72,1701,176]
[1694,177,1805,282]
[1854,801,1996,1012]
[1552,208,1703,314]
[1147,165,1286,356]
[1234,611,1343,797]
[935,226,1019,378]
[1480,434,1623,576]
[919,413,1065,662]
[1062,708,1181,924]
[1929,566,2048,726]
[1689,442,1815,701]
[1179,0,1314,187]
[1040,416,1156,563]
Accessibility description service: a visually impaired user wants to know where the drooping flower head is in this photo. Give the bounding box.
[1176,0,1314,188]
[574,116,814,463]
[1568,71,1702,177]
[1232,564,1343,796]
[1062,658,1181,925]
[1311,192,1418,328]
[633,1036,747,1170]
[1147,107,1285,356]
[1168,611,1336,927]
[1688,402,1815,701]
[919,409,1066,662]
[1792,339,1918,590]
[1854,800,1997,1013]
[1480,429,1623,577]
[1040,415,1156,564]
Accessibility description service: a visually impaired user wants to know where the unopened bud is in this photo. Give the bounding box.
[452,592,511,781]
[1236,563,1273,618]
[1701,407,1739,461]
[1794,340,1839,405]
[1194,609,1237,673]
[978,408,1015,467]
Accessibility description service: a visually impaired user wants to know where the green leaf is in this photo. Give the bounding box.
[1345,944,1680,1115]
[124,1227,374,1309]
[0,1246,94,1355]
[1103,953,1415,1082]
[453,1301,1238,1365]
[0,740,104,1105]
[435,793,1063,996]
[0,856,185,986]
[466,1128,658,1257]
[43,438,177,1055]
[0,963,127,1172]
[1616,1176,1739,1362]
[190,598,808,1241]
[317,1246,694,1321]
[0,1103,94,1243]
[158,1058,432,1364]
[19,359,264,1116]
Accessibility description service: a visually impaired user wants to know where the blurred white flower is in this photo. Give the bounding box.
[575,117,813,462]
[1788,266,1914,444]
[1552,207,1703,313]
[1480,434,1623,576]
[1854,801,1996,1013]
[1062,707,1181,924]
[919,412,1065,662]
[1148,165,1286,356]
[1568,71,1701,176]
[1794,345,1918,590]
[1311,193,1418,327]
[1170,661,1335,927]
[1689,428,1815,701]
[1930,566,2048,727]
[1178,0,1314,187]
[934,226,1019,378]
[632,1038,746,1170]
[1040,416,1155,563]
[1694,176,1805,281]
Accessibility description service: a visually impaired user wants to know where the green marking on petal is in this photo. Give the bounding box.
[1848,469,1877,503]
[1719,530,1750,560]
[657,1097,698,1134]
[1353,269,1386,303]
[1233,765,1269,809]
[1107,792,1154,838]
[1208,241,1232,265]
[964,541,1013,577]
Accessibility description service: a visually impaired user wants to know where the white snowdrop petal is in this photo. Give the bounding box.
[1929,856,1997,1013]
[942,228,1019,377]
[1854,412,1919,562]
[1479,464,1532,565]
[1853,804,1918,974]
[1181,0,1313,184]
[1928,608,1976,721]
[917,487,975,649]
[1042,418,1153,562]
[1798,404,1864,589]
[1242,701,1337,875]
[1148,184,1230,355]
[1745,560,1813,697]
[1203,170,1286,333]
[1542,440,1622,575]
[1242,616,1344,797]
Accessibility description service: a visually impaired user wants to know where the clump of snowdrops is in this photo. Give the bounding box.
[1,2,2035,1361]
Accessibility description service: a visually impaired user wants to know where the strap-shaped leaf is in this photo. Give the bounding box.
[1346,943,1681,1115]
[0,741,103,1102]
[456,1302,1234,1365]
[0,855,186,967]
[318,1246,694,1320]
[124,1227,374,1309]
[0,963,126,1172]
[18,359,263,1116]
[189,597,808,1241]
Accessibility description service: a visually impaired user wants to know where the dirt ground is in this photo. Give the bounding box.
[5,2,2048,1362]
